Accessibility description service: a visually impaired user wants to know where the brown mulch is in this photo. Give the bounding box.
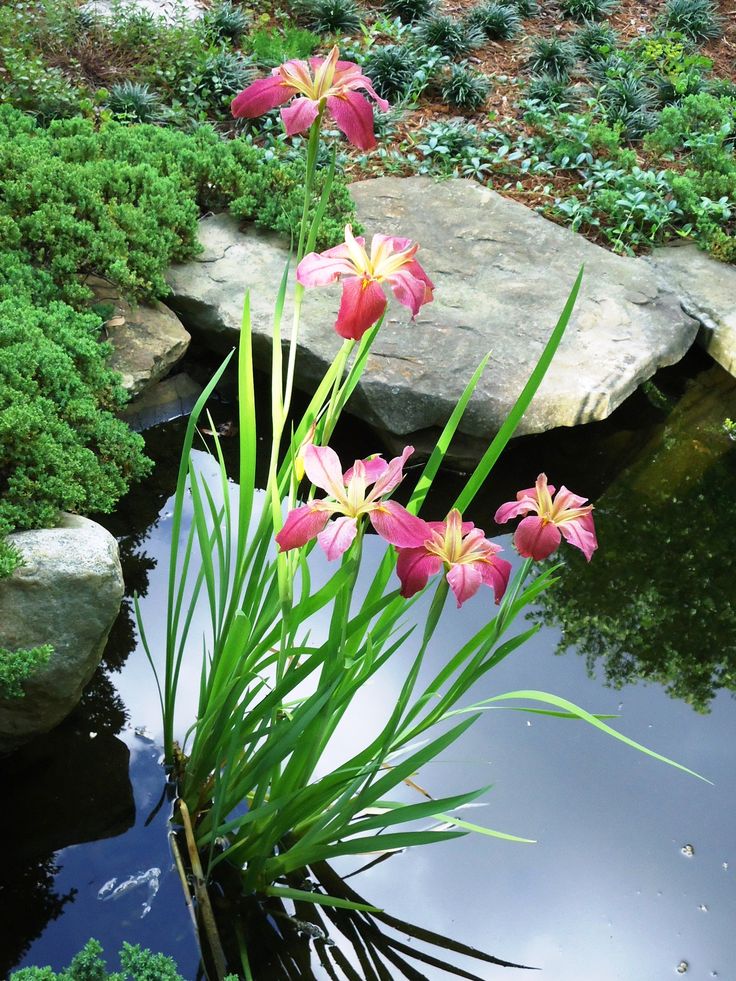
[344,0,736,247]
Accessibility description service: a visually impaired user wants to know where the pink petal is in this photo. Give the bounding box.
[446,562,483,608]
[343,455,388,485]
[231,76,293,118]
[275,504,331,551]
[317,515,358,560]
[514,516,561,561]
[334,277,387,340]
[559,514,598,561]
[369,501,431,548]
[281,96,320,136]
[553,485,590,511]
[303,444,348,501]
[387,266,433,319]
[369,445,414,499]
[494,497,539,524]
[327,92,377,150]
[297,250,357,288]
[396,548,442,598]
[334,65,390,112]
[371,233,414,255]
[480,556,512,603]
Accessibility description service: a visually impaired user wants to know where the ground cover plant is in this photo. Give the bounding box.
[129,44,706,977]
[5,0,735,260]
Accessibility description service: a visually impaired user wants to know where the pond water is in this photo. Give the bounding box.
[2,350,736,980]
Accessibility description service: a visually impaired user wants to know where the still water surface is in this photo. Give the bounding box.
[3,360,736,980]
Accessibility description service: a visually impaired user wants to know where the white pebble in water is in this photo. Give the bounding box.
[681,844,695,857]
[676,962,688,975]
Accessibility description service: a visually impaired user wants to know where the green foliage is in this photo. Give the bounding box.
[294,0,362,32]
[465,2,521,40]
[0,283,152,539]
[9,937,214,980]
[412,14,483,56]
[0,538,22,578]
[561,0,616,22]
[201,0,250,43]
[440,63,491,111]
[191,49,258,112]
[527,36,576,79]
[384,0,436,21]
[572,20,618,61]
[107,81,163,123]
[0,644,53,698]
[657,0,722,42]
[0,108,356,310]
[246,26,321,66]
[501,0,537,16]
[0,49,85,122]
[596,75,659,137]
[364,44,420,100]
[526,73,576,107]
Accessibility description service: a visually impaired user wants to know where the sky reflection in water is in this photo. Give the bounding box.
[110,441,736,981]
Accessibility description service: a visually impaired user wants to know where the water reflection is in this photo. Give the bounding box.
[534,365,736,712]
[4,357,736,978]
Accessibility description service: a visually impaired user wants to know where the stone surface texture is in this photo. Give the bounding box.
[165,177,698,447]
[0,515,124,752]
[87,275,191,396]
[648,244,736,378]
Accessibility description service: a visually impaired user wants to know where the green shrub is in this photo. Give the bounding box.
[0,49,85,121]
[412,14,483,56]
[0,108,357,306]
[9,937,235,981]
[0,285,151,541]
[246,26,321,66]
[385,0,435,21]
[527,36,576,79]
[465,2,521,40]
[202,0,250,42]
[294,0,362,32]
[502,0,537,16]
[364,44,420,100]
[657,0,722,42]
[572,20,618,61]
[0,645,53,697]
[561,0,616,22]
[527,73,576,107]
[440,63,491,111]
[107,81,164,123]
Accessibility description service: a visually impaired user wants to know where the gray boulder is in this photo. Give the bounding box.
[86,275,191,397]
[648,244,736,378]
[166,177,698,453]
[0,515,124,752]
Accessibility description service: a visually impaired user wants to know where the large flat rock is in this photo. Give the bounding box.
[166,177,698,450]
[648,244,736,378]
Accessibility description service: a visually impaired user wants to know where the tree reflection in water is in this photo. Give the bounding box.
[533,366,736,713]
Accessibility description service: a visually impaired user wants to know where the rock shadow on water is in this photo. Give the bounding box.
[0,724,135,975]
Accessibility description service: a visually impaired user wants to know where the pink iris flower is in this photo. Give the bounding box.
[494,473,597,562]
[231,45,389,150]
[275,444,428,561]
[296,225,435,340]
[394,509,512,608]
